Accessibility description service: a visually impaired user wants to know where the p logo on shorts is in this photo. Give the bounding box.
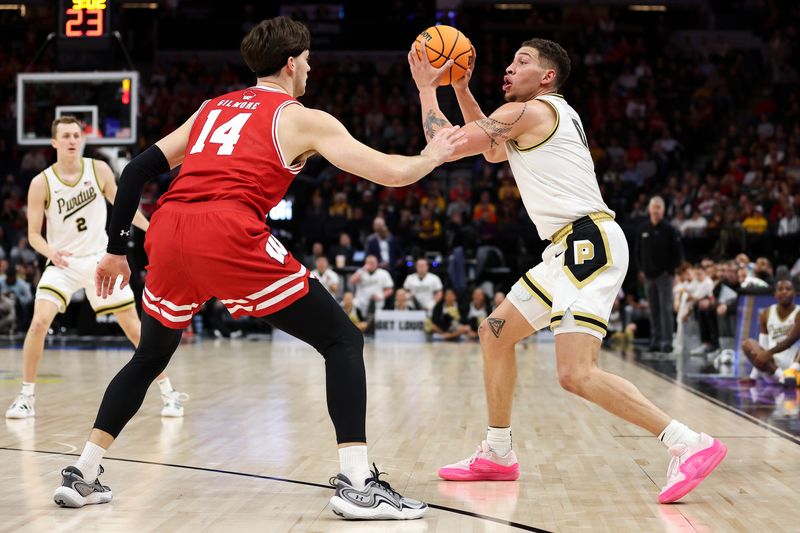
[573,240,595,265]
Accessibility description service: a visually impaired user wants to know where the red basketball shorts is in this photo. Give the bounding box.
[141,201,310,329]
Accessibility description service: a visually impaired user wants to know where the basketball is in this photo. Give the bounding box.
[414,25,474,86]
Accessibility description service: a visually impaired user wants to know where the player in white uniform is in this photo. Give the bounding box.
[5,117,187,419]
[409,38,726,503]
[742,279,800,385]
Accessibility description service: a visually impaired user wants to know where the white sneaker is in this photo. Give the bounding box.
[161,391,189,417]
[6,393,35,419]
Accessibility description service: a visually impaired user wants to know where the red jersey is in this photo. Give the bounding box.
[158,85,304,217]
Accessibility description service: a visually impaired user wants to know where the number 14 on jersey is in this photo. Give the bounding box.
[190,110,252,156]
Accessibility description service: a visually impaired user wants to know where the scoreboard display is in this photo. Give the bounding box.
[59,0,111,39]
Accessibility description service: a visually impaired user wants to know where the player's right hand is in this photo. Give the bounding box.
[451,45,476,91]
[96,253,131,299]
[421,125,467,165]
[50,250,73,268]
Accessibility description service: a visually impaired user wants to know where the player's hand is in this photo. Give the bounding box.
[408,41,453,89]
[451,45,475,91]
[50,250,73,268]
[421,125,467,165]
[95,253,131,299]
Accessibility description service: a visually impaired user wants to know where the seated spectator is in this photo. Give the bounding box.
[312,256,340,297]
[330,232,356,268]
[417,207,443,249]
[715,261,740,338]
[465,287,491,339]
[365,216,403,275]
[472,191,497,224]
[350,254,394,318]
[392,288,417,311]
[341,291,369,333]
[742,205,768,235]
[0,290,15,334]
[493,291,505,308]
[754,257,775,285]
[9,237,36,266]
[304,241,325,268]
[680,210,708,237]
[778,204,800,236]
[402,258,442,314]
[0,263,33,328]
[430,288,470,341]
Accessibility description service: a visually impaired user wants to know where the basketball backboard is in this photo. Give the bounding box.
[17,71,138,146]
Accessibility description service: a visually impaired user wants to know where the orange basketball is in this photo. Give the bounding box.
[414,25,474,86]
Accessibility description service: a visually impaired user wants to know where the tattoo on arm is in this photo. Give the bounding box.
[423,110,451,140]
[475,102,527,148]
[487,317,506,338]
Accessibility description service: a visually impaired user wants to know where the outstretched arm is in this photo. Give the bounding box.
[278,105,465,188]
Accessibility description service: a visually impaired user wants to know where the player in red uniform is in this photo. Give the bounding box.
[52,17,464,520]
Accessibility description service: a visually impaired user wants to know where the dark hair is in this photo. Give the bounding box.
[520,38,571,89]
[240,16,310,77]
[51,116,82,139]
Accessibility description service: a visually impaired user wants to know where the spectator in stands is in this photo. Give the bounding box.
[692,264,722,354]
[778,204,800,236]
[0,262,32,329]
[365,216,403,275]
[328,232,355,270]
[715,261,740,340]
[0,290,15,334]
[637,196,683,352]
[392,288,417,311]
[341,291,369,333]
[9,237,36,265]
[493,291,505,308]
[680,209,708,237]
[754,257,775,285]
[312,256,340,297]
[402,258,443,314]
[430,288,470,341]
[742,205,768,235]
[465,287,491,339]
[350,254,393,318]
[304,241,325,269]
[416,207,443,250]
[472,191,497,224]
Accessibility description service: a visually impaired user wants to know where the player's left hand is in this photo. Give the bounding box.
[408,41,453,89]
[95,253,131,299]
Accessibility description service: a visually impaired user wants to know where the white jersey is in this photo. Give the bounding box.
[42,158,108,256]
[766,304,800,368]
[505,94,613,240]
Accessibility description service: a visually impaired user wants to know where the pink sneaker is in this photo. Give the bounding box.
[438,441,520,481]
[659,433,727,504]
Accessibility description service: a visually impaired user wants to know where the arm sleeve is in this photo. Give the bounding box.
[106,145,170,255]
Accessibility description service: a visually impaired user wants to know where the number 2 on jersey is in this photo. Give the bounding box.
[190,110,252,156]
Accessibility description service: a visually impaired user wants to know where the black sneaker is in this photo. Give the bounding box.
[329,464,427,520]
[53,465,113,508]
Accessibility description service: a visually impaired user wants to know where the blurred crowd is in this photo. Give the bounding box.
[0,2,797,341]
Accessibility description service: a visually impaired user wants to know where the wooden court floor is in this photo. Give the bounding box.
[1,338,798,532]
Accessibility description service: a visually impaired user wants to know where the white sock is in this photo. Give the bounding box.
[338,445,370,490]
[74,442,106,483]
[487,426,512,456]
[21,382,35,396]
[156,377,174,396]
[658,420,702,449]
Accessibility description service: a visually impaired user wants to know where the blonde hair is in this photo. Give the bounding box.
[51,116,82,139]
